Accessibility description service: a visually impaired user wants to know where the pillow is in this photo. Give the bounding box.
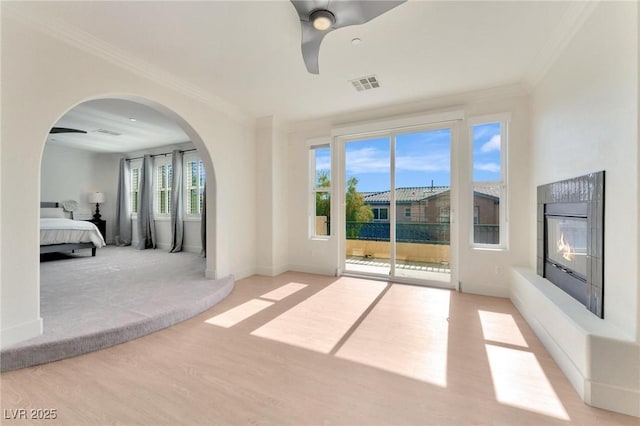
[72,209,92,220]
[40,207,65,218]
[61,200,78,212]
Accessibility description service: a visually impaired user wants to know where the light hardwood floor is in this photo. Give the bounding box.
[1,272,636,425]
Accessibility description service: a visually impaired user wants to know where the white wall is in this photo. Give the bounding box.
[287,86,531,297]
[40,144,119,240]
[519,1,639,415]
[530,1,638,340]
[255,116,289,276]
[41,143,100,207]
[1,11,257,347]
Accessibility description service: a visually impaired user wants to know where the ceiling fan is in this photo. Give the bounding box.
[49,127,87,134]
[290,0,406,74]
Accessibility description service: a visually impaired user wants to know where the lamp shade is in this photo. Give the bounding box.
[88,192,105,204]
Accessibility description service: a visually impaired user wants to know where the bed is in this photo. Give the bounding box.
[40,202,106,256]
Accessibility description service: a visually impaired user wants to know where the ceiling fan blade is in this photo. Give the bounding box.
[300,20,332,74]
[291,0,328,21]
[330,0,406,28]
[50,127,87,134]
[290,0,406,74]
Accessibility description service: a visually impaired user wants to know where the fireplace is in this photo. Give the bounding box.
[537,172,604,318]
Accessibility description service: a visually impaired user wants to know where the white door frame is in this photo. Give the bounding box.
[333,114,463,289]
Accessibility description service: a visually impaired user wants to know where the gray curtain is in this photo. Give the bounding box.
[114,158,132,246]
[201,182,206,257]
[169,150,184,253]
[137,154,156,249]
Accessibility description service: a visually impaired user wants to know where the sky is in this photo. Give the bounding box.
[315,123,501,193]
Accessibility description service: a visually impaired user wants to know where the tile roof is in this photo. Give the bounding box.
[362,186,499,203]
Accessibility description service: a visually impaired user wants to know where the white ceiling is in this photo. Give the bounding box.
[49,99,190,153]
[14,1,585,152]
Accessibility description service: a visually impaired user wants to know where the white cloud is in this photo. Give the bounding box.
[345,146,451,174]
[396,154,450,172]
[474,162,501,173]
[315,156,331,172]
[345,147,390,174]
[480,135,501,153]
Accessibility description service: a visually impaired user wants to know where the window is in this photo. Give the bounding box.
[404,207,411,218]
[156,158,173,216]
[310,144,331,237]
[471,116,508,247]
[130,159,142,215]
[184,154,205,216]
[372,207,388,221]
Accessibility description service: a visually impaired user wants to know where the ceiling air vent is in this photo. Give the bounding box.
[350,75,380,92]
[93,129,122,136]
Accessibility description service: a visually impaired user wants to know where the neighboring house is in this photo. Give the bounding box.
[355,186,500,244]
[362,186,499,225]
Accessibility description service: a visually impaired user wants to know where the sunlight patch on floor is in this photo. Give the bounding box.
[478,310,528,348]
[250,277,386,354]
[260,282,308,301]
[485,344,570,420]
[336,285,451,387]
[204,299,274,328]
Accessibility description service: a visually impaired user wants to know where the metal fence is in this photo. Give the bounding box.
[346,222,499,245]
[346,222,449,244]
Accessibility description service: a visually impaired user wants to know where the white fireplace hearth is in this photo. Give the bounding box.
[510,268,640,417]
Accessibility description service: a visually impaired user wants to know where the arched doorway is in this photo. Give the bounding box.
[41,95,217,270]
[0,95,233,371]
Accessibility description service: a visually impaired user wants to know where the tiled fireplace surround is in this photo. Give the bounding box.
[536,172,604,318]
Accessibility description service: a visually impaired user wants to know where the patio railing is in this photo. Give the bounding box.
[346,222,499,245]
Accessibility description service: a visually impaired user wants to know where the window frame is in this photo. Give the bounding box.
[309,139,332,239]
[372,207,389,222]
[154,156,173,219]
[468,113,509,250]
[129,159,142,218]
[183,152,205,220]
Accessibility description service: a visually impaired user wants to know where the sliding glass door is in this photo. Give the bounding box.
[344,136,391,276]
[393,129,451,283]
[343,127,452,286]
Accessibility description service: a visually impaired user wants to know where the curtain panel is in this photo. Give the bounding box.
[114,158,132,246]
[137,154,156,249]
[169,150,184,253]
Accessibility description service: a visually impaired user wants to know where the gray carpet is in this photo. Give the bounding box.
[1,246,234,371]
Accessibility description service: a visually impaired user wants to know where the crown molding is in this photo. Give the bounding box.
[2,5,253,127]
[287,82,528,135]
[522,1,600,91]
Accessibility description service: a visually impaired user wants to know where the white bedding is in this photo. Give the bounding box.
[40,218,106,248]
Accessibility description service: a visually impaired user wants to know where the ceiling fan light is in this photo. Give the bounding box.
[310,9,335,31]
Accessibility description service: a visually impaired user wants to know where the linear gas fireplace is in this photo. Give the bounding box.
[537,171,604,318]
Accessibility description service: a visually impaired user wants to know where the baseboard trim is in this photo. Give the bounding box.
[287,263,336,277]
[586,380,640,417]
[233,267,257,281]
[460,281,509,298]
[0,317,43,350]
[255,264,289,277]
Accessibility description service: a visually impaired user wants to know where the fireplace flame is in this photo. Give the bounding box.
[556,233,575,262]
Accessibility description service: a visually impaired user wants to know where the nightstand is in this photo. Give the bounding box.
[86,218,106,241]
